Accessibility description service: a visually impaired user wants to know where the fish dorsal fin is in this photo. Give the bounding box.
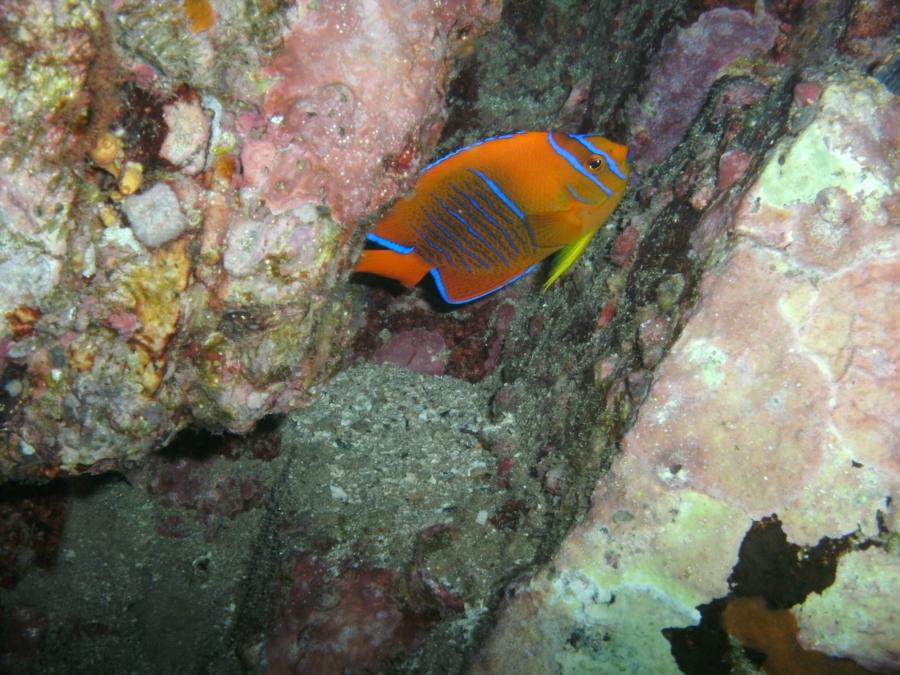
[542,229,597,289]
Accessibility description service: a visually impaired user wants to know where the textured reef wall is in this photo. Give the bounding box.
[0,0,500,480]
[473,69,898,675]
[0,0,897,674]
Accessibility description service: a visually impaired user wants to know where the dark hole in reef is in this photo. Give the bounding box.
[662,598,731,675]
[742,645,768,668]
[117,82,167,167]
[0,479,71,587]
[154,415,285,463]
[254,414,283,436]
[351,266,467,314]
[727,514,854,609]
[664,514,861,674]
[350,269,409,300]
[156,427,232,461]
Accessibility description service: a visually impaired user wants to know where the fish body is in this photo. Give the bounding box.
[355,130,630,304]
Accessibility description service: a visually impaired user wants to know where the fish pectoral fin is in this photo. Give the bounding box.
[354,248,432,288]
[528,210,585,247]
[542,229,597,290]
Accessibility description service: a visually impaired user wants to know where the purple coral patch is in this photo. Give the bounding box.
[629,8,779,168]
[265,555,431,673]
[372,328,449,375]
[354,289,518,382]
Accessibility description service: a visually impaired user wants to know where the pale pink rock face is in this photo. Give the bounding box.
[474,73,899,674]
[795,547,900,671]
[159,99,211,175]
[240,1,497,222]
[0,153,71,322]
[622,245,831,517]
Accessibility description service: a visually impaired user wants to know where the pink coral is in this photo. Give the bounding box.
[717,149,752,190]
[372,328,449,375]
[159,98,211,175]
[126,440,263,525]
[0,0,502,480]
[354,291,518,382]
[241,1,499,222]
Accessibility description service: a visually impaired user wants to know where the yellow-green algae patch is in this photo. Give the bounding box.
[555,586,690,675]
[796,546,900,670]
[0,1,101,146]
[757,83,892,221]
[683,337,727,390]
[544,489,750,673]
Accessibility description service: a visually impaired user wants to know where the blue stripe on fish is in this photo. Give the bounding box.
[467,169,527,220]
[452,187,521,255]
[571,134,627,180]
[418,209,470,271]
[422,206,488,271]
[411,225,453,266]
[444,200,504,270]
[547,132,614,196]
[367,232,414,254]
[442,193,512,267]
[437,197,502,267]
[455,188,522,255]
[565,183,596,204]
[429,262,540,305]
[422,130,528,173]
[421,209,474,271]
[464,179,532,252]
[466,169,538,250]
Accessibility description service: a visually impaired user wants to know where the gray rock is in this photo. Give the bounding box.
[121,183,186,249]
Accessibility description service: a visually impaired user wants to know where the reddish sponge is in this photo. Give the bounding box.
[722,596,871,675]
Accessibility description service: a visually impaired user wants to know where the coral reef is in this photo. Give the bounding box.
[0,483,67,590]
[264,555,430,674]
[722,596,871,675]
[795,547,900,672]
[472,68,898,675]
[353,289,519,381]
[1,0,897,672]
[240,1,501,222]
[0,0,501,479]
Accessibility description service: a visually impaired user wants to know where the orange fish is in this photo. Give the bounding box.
[355,130,630,304]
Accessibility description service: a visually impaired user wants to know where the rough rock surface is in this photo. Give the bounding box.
[0,0,500,479]
[472,72,898,675]
[628,7,779,168]
[2,1,898,673]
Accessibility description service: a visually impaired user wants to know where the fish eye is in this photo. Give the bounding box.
[587,156,604,171]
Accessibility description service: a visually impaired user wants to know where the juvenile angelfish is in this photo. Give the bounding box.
[355,130,630,304]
